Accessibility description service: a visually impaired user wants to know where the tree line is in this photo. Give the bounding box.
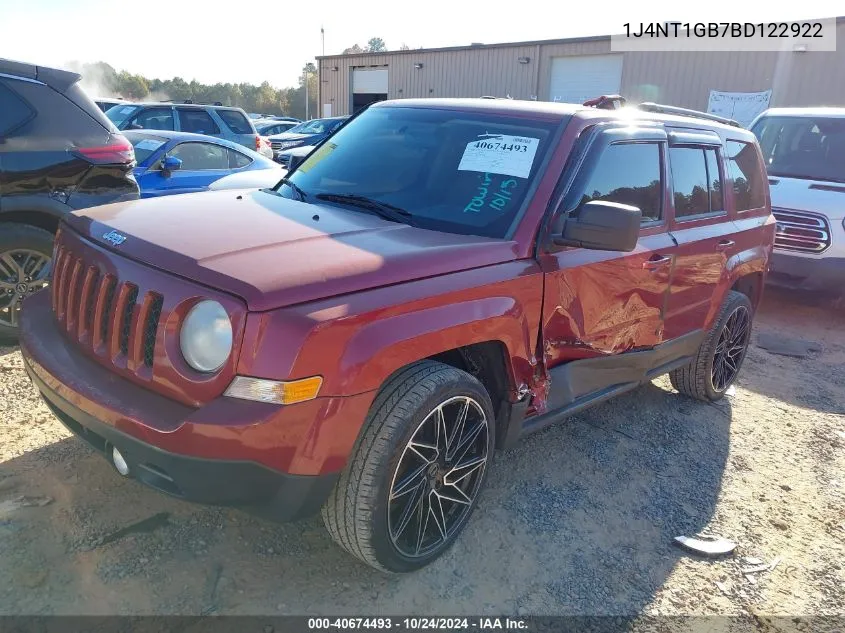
[71,37,404,119]
[70,61,319,119]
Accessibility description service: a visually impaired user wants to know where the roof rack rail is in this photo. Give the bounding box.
[637,102,742,127]
[583,95,626,110]
[174,99,225,106]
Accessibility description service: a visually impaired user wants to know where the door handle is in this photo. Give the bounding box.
[642,255,672,270]
[715,239,735,251]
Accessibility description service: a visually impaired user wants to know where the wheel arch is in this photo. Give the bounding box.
[0,210,61,235]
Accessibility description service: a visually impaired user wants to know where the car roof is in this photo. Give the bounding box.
[757,107,845,118]
[0,57,81,93]
[374,98,582,119]
[372,98,752,136]
[303,115,350,122]
[126,129,258,149]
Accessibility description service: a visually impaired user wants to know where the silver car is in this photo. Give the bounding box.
[750,108,845,292]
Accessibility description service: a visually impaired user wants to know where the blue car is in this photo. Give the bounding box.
[268,116,350,161]
[126,130,281,198]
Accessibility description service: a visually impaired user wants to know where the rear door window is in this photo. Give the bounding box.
[177,109,221,135]
[131,107,175,131]
[580,143,663,222]
[726,140,766,211]
[217,110,253,134]
[0,80,35,136]
[171,142,230,169]
[669,147,725,218]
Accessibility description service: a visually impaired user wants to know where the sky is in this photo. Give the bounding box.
[0,0,841,89]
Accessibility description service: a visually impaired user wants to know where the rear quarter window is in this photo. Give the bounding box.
[0,80,35,135]
[726,140,766,211]
[228,148,252,168]
[2,78,108,143]
[217,109,254,134]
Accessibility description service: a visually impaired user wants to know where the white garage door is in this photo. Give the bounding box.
[548,54,623,104]
[352,68,388,94]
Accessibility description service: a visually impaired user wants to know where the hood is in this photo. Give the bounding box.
[769,175,845,220]
[208,168,286,191]
[267,132,312,141]
[66,190,519,311]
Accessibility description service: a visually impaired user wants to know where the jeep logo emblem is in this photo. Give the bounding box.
[102,230,127,246]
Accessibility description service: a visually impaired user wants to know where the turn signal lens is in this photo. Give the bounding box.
[224,375,323,405]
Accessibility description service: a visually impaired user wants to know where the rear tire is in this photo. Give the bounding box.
[321,360,496,573]
[669,290,753,401]
[0,223,54,344]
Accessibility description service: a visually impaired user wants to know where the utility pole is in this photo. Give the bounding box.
[304,65,309,120]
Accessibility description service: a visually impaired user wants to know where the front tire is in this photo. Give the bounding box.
[321,361,495,572]
[670,290,753,401]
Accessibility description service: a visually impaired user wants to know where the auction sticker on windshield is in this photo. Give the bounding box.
[458,134,539,179]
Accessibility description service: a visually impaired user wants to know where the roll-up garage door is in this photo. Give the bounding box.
[352,68,388,94]
[548,54,623,104]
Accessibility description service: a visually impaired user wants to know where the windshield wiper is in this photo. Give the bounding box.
[273,177,308,201]
[315,193,414,225]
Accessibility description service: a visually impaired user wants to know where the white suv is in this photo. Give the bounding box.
[750,108,845,293]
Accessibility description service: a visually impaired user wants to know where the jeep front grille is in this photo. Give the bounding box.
[51,247,163,371]
[772,209,831,253]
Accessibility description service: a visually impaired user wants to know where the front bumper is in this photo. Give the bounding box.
[19,291,375,520]
[767,251,845,292]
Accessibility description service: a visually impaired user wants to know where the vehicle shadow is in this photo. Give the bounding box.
[1,380,730,616]
[740,286,845,415]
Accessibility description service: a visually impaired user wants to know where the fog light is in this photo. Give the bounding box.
[224,375,323,405]
[112,447,130,476]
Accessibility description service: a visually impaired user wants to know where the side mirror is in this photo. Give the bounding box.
[128,123,143,130]
[556,200,641,252]
[162,155,182,174]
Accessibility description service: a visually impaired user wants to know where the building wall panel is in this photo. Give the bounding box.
[319,23,845,116]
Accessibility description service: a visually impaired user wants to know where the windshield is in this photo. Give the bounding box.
[280,106,561,238]
[751,115,845,183]
[106,104,141,127]
[124,132,167,164]
[293,119,330,134]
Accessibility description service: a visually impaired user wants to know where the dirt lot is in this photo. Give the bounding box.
[1,287,843,618]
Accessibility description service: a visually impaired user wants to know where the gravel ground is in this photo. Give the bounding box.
[0,287,843,618]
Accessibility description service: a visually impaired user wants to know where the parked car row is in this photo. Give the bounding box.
[105,101,275,159]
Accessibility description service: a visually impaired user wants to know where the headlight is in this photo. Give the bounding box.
[179,300,233,373]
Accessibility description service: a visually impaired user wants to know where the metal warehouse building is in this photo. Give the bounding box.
[317,19,845,119]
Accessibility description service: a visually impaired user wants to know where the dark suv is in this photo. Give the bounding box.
[0,59,139,342]
[20,98,774,572]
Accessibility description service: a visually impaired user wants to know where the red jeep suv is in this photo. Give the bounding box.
[19,98,774,572]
